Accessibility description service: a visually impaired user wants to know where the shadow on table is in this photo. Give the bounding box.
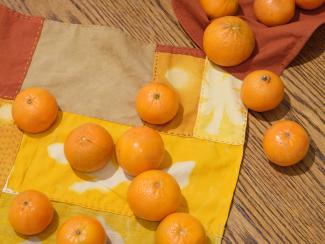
[269,139,316,176]
[250,93,291,123]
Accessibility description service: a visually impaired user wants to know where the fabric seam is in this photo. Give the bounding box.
[1,18,44,99]
[193,58,247,145]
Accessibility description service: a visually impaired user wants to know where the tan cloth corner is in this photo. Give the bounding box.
[23,20,156,126]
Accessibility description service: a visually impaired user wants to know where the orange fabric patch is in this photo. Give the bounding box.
[149,51,205,136]
[0,5,43,99]
[0,99,23,192]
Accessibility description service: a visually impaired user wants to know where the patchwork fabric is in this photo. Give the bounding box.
[151,54,247,145]
[0,193,157,244]
[4,111,243,242]
[149,51,205,136]
[22,20,156,126]
[156,44,205,58]
[0,5,43,99]
[0,5,248,244]
[194,60,247,145]
[0,100,23,193]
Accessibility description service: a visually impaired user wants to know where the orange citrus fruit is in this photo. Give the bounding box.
[116,126,164,176]
[254,0,295,27]
[296,0,324,10]
[156,213,206,244]
[12,87,58,133]
[8,190,54,235]
[136,82,179,125]
[127,170,181,221]
[263,120,310,166]
[56,216,106,244]
[241,70,285,112]
[64,123,114,172]
[200,0,239,18]
[203,16,255,67]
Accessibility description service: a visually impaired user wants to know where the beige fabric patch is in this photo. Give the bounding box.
[23,20,156,126]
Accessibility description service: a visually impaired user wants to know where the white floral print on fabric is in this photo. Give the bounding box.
[194,59,247,145]
[165,67,190,90]
[164,161,195,188]
[69,160,196,193]
[47,143,196,193]
[0,103,13,122]
[47,143,68,165]
[21,237,42,244]
[70,161,129,193]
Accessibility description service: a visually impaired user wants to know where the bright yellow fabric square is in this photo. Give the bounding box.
[5,111,243,242]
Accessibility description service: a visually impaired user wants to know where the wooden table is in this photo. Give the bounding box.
[1,1,324,243]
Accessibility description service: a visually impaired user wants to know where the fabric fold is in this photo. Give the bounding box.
[172,0,325,79]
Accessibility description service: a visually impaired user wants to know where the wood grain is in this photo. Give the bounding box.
[0,0,324,243]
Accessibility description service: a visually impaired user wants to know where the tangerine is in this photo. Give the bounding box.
[56,216,106,244]
[136,83,179,125]
[8,190,54,235]
[12,87,58,133]
[203,16,255,67]
[296,0,324,10]
[263,120,309,166]
[127,170,181,221]
[64,123,114,172]
[241,70,285,112]
[156,213,206,244]
[116,126,164,176]
[254,0,295,26]
[200,0,239,18]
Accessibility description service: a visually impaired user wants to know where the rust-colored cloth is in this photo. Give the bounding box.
[0,5,43,99]
[172,0,325,79]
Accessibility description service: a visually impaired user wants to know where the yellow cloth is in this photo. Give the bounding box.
[1,28,247,242]
[0,193,156,244]
[4,110,243,243]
